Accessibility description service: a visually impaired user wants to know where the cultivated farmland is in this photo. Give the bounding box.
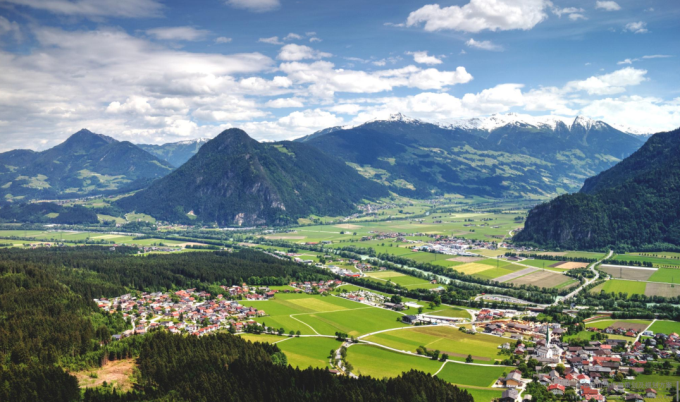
[362,325,505,362]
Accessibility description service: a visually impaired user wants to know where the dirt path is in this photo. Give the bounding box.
[74,359,136,391]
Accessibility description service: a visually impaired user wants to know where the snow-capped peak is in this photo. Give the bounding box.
[387,112,419,123]
[444,113,573,132]
[175,137,210,145]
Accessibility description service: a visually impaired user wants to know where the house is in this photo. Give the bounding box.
[505,371,523,388]
[500,389,520,402]
[402,315,418,324]
[645,389,657,398]
[625,394,644,402]
[548,384,565,396]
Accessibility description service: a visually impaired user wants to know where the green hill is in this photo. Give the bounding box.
[0,129,173,201]
[514,128,680,249]
[117,128,389,226]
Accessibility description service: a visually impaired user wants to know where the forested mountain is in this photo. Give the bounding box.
[137,137,209,167]
[514,128,680,249]
[298,113,646,198]
[117,128,389,226]
[0,130,173,202]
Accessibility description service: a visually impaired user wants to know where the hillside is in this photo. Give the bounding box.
[514,128,680,249]
[298,113,646,198]
[117,128,389,226]
[0,130,174,201]
[138,138,209,167]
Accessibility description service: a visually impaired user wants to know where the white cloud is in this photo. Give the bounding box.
[258,36,283,45]
[624,21,648,34]
[568,13,586,21]
[595,1,621,11]
[406,0,550,33]
[564,67,647,95]
[280,61,472,97]
[581,95,680,134]
[226,0,279,12]
[329,104,362,115]
[3,0,163,18]
[215,37,232,44]
[553,7,584,17]
[265,98,304,108]
[146,26,210,41]
[617,58,638,65]
[407,51,442,65]
[241,109,344,140]
[461,84,524,113]
[305,32,316,36]
[642,54,671,59]
[0,26,276,149]
[465,38,502,51]
[309,37,322,43]
[277,44,332,61]
[283,33,303,41]
[0,16,22,42]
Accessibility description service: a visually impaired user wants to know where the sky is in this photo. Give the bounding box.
[0,0,679,151]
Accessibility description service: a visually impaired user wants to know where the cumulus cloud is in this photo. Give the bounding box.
[215,37,232,44]
[0,16,22,42]
[226,0,279,12]
[595,1,621,11]
[265,98,305,108]
[277,44,332,61]
[146,26,210,41]
[624,21,648,33]
[581,95,680,134]
[407,51,442,65]
[258,36,283,45]
[405,0,550,33]
[465,38,502,51]
[283,33,302,41]
[564,67,647,95]
[309,37,322,43]
[2,0,163,18]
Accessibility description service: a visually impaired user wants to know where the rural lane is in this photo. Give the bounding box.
[555,249,612,305]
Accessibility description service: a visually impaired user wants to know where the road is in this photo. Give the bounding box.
[554,250,612,305]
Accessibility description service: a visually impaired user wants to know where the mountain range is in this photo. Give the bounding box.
[514,127,680,249]
[116,129,389,226]
[138,138,210,168]
[0,129,173,202]
[296,113,647,198]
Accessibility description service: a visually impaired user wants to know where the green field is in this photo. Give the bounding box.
[460,387,503,402]
[238,333,288,344]
[649,320,680,335]
[363,325,505,362]
[434,361,507,387]
[363,270,438,289]
[591,279,647,296]
[242,293,407,337]
[584,319,652,330]
[346,344,443,378]
[649,268,680,284]
[614,254,680,268]
[276,337,341,369]
[427,307,472,319]
[296,305,408,337]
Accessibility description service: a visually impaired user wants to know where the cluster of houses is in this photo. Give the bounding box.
[96,287,275,338]
[289,279,344,293]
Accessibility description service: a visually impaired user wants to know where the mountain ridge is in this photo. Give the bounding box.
[514,127,680,249]
[0,130,174,202]
[117,128,389,226]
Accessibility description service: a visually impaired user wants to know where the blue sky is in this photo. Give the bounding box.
[0,0,678,151]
